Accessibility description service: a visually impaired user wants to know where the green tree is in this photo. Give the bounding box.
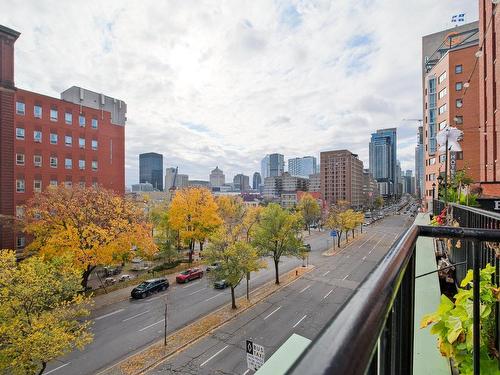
[252,204,304,284]
[205,229,264,309]
[150,206,178,265]
[374,196,384,209]
[0,251,92,375]
[297,193,321,234]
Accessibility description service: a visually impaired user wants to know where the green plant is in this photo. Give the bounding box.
[421,264,499,374]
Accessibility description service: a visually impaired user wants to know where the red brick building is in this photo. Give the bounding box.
[479,1,500,196]
[0,25,126,253]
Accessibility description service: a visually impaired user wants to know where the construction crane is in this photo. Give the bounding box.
[402,118,423,123]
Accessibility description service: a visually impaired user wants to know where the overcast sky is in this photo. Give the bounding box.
[4,0,478,187]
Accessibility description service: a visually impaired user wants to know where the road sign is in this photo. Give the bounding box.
[330,230,337,237]
[246,340,265,371]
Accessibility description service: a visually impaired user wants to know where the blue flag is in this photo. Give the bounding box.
[451,13,466,23]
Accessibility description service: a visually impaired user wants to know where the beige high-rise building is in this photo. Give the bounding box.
[209,166,225,187]
[320,150,363,209]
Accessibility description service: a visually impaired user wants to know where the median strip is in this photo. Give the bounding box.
[97,265,313,375]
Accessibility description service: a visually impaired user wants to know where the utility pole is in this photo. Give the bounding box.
[164,294,168,346]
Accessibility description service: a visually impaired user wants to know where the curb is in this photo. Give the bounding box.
[97,265,315,375]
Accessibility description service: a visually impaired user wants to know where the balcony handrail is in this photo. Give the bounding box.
[435,199,500,221]
[286,224,500,375]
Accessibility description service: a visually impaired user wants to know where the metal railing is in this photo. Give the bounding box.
[433,200,500,283]
[286,224,500,375]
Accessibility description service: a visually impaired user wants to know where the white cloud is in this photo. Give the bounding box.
[3,0,478,185]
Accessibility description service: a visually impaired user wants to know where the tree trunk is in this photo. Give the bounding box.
[274,258,280,285]
[199,240,204,252]
[308,225,311,235]
[188,240,194,263]
[246,272,250,301]
[81,265,96,289]
[231,286,237,309]
[337,231,342,247]
[38,362,47,375]
[352,228,355,238]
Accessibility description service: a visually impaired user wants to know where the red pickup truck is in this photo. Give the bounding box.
[176,268,204,283]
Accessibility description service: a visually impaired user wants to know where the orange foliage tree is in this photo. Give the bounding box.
[24,186,157,288]
[168,187,222,262]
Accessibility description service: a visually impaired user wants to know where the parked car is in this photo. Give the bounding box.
[214,279,229,289]
[118,274,131,282]
[176,268,204,283]
[303,243,311,252]
[206,262,221,272]
[104,266,122,277]
[104,277,116,286]
[131,278,169,299]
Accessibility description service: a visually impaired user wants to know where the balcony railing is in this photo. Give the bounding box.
[286,220,500,375]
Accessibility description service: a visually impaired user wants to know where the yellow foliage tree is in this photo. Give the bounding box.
[168,187,222,262]
[24,185,157,288]
[0,250,92,375]
[297,193,321,234]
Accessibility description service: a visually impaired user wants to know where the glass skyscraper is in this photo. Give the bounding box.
[139,152,163,191]
[369,128,397,196]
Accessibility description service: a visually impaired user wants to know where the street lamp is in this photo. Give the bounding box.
[432,182,436,200]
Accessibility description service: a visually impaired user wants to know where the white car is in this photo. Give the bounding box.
[119,274,131,282]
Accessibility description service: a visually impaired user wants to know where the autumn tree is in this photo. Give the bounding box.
[252,203,304,284]
[297,193,321,234]
[0,251,92,375]
[150,205,178,264]
[216,195,246,232]
[24,185,157,288]
[168,187,222,262]
[325,201,354,246]
[205,228,264,309]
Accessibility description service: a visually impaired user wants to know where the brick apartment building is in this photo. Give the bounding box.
[479,1,500,196]
[0,25,126,253]
[422,24,480,205]
[320,150,363,209]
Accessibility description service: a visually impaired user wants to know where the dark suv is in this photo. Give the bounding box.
[131,278,169,299]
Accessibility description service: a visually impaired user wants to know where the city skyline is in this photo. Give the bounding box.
[1,1,478,187]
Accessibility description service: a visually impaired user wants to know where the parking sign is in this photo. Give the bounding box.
[246,340,265,370]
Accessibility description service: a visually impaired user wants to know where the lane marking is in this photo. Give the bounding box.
[358,233,377,248]
[95,308,125,321]
[144,295,164,302]
[204,294,223,302]
[242,369,250,375]
[138,319,164,332]
[342,274,349,280]
[200,345,229,367]
[370,234,387,252]
[263,306,282,320]
[322,270,330,277]
[122,310,150,322]
[293,315,307,328]
[323,289,334,299]
[298,285,311,294]
[182,281,200,289]
[45,363,71,374]
[188,288,205,296]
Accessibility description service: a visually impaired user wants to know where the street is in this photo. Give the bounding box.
[148,215,412,374]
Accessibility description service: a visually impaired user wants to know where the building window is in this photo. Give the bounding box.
[16,153,25,166]
[92,160,98,171]
[439,120,447,130]
[91,118,98,129]
[455,64,463,74]
[34,180,42,193]
[79,115,86,127]
[456,82,463,91]
[65,158,72,169]
[91,140,98,150]
[456,99,463,108]
[438,104,447,114]
[455,115,463,124]
[34,155,42,167]
[50,156,58,168]
[16,128,25,140]
[50,133,58,144]
[16,101,25,115]
[16,206,25,218]
[438,87,447,99]
[34,105,42,118]
[16,179,25,193]
[50,179,58,186]
[439,154,446,163]
[79,138,85,148]
[34,130,42,143]
[438,71,447,84]
[50,108,58,121]
[79,181,85,188]
[17,236,25,249]
[64,181,72,188]
[65,112,72,125]
[92,181,98,188]
[65,135,72,146]
[429,157,436,165]
[79,159,85,170]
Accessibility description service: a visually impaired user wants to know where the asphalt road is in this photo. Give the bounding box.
[148,215,413,375]
[44,229,331,375]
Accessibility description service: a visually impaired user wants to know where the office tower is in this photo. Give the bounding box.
[252,172,262,190]
[369,128,397,196]
[233,174,250,192]
[209,166,225,187]
[288,156,317,178]
[139,153,163,191]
